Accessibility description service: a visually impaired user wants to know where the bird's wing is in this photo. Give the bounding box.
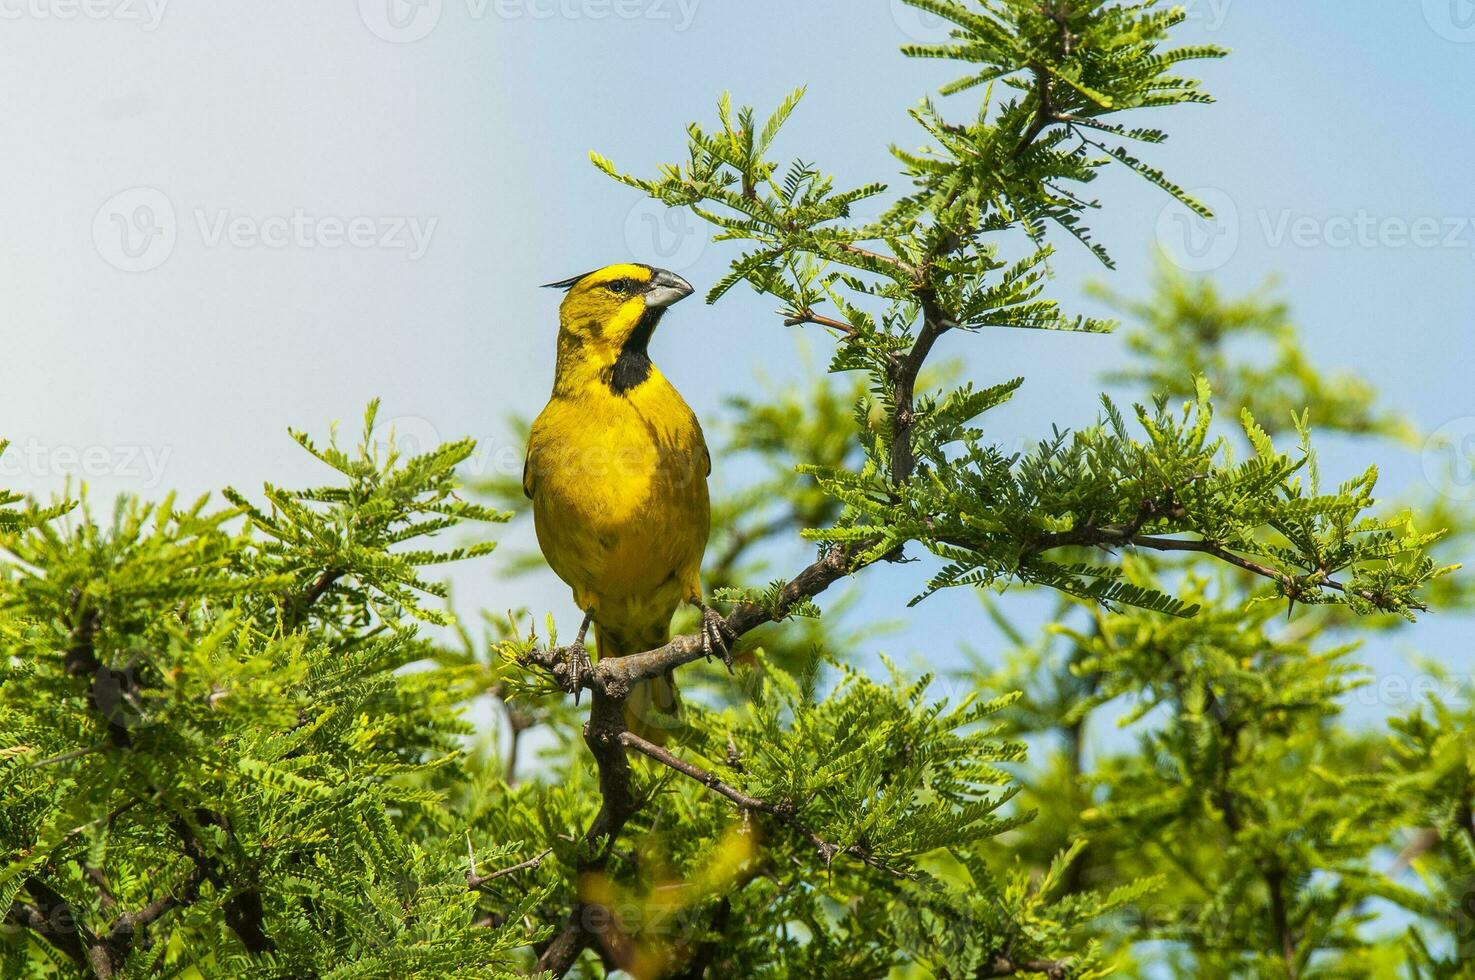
[521,446,534,500]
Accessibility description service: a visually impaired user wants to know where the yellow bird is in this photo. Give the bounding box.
[524,262,731,742]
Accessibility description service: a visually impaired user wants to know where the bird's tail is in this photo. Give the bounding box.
[596,624,681,745]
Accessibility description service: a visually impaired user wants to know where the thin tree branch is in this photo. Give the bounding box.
[666,894,735,980]
[6,883,90,971]
[1200,665,1300,977]
[467,848,552,890]
[80,865,207,977]
[530,687,644,977]
[107,887,189,942]
[533,926,589,978]
[171,814,275,955]
[1014,65,1057,159]
[618,731,912,879]
[1019,525,1417,612]
[64,597,102,677]
[783,308,860,339]
[488,680,536,786]
[834,242,918,277]
[1013,9,1076,158]
[1264,866,1299,979]
[888,292,952,484]
[84,866,116,913]
[30,742,109,768]
[523,545,858,694]
[525,550,864,975]
[285,568,342,629]
[617,733,765,809]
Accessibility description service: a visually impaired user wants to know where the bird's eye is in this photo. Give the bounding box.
[606,279,631,295]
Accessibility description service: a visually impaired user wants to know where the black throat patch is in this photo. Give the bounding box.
[609,307,664,394]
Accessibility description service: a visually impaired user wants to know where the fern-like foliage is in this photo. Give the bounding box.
[594,0,1442,620]
[0,407,524,978]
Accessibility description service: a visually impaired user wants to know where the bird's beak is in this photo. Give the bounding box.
[644,268,694,309]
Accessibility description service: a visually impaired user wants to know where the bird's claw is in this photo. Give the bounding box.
[561,640,592,703]
[699,607,737,674]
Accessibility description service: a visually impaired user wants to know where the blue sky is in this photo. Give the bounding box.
[1,2,1471,729]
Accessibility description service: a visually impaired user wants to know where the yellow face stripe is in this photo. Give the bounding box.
[573,263,654,291]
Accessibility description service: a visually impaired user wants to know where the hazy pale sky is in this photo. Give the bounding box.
[2,2,1471,724]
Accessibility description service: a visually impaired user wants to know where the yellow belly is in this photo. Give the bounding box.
[526,367,710,643]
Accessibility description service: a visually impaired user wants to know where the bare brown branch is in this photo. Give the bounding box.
[834,242,918,277]
[529,687,644,977]
[783,308,861,339]
[467,848,552,890]
[6,882,90,971]
[523,544,858,695]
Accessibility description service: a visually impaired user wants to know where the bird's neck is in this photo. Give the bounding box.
[552,308,665,398]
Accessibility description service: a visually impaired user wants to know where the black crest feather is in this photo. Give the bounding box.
[542,270,598,292]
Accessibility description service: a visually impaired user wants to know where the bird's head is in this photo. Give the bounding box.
[545,262,693,350]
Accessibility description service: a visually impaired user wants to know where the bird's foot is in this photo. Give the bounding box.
[560,640,592,703]
[699,606,737,674]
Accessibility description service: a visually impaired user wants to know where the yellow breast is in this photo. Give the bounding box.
[526,365,710,625]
